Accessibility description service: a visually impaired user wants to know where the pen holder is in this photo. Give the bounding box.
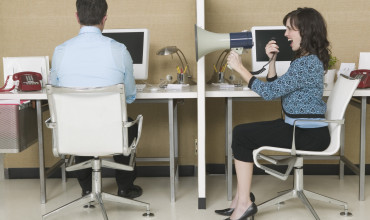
[177,73,188,84]
[207,71,229,84]
[218,72,225,83]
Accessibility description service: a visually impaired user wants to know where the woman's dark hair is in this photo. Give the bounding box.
[283,7,331,70]
[76,0,108,26]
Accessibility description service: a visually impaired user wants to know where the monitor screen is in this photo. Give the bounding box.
[251,26,294,77]
[102,29,150,80]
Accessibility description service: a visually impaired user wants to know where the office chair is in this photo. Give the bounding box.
[42,84,153,219]
[252,74,361,220]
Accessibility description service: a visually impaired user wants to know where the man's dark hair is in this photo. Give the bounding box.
[76,0,108,26]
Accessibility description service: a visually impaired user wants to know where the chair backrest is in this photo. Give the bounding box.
[323,74,360,154]
[46,84,129,157]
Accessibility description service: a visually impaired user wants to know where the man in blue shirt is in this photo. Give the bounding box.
[51,0,142,199]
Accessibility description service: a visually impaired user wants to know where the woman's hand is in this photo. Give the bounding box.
[227,50,243,72]
[227,50,253,84]
[265,40,279,59]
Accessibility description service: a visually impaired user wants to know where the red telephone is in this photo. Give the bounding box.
[350,69,370,88]
[0,71,43,92]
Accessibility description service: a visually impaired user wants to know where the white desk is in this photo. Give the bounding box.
[135,85,197,202]
[206,85,370,202]
[0,85,197,204]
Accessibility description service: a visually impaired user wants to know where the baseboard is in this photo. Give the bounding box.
[6,165,195,179]
[6,164,370,179]
[206,163,370,175]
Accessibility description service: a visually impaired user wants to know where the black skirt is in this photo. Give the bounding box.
[231,118,331,162]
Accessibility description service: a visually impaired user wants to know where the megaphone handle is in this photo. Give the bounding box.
[227,47,243,70]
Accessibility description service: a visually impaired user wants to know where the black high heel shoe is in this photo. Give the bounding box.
[215,192,255,216]
[224,202,257,220]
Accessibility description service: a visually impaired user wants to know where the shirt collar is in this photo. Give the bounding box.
[79,26,102,35]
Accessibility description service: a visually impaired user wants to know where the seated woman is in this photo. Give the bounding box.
[215,7,331,220]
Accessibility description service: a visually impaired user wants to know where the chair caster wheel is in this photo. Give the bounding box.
[83,203,95,209]
[143,212,154,217]
[340,211,352,217]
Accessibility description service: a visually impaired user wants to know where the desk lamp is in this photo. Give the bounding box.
[207,49,231,84]
[156,46,195,84]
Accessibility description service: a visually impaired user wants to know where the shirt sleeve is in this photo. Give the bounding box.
[121,48,136,104]
[110,41,137,103]
[250,56,322,100]
[50,45,65,86]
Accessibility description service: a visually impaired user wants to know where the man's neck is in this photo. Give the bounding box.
[80,24,104,32]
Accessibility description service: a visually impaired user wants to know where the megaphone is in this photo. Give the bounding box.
[195,25,254,61]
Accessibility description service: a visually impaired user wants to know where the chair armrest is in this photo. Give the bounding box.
[45,117,56,129]
[253,148,297,181]
[122,115,143,156]
[124,114,142,128]
[124,114,143,147]
[291,118,344,155]
[258,154,279,165]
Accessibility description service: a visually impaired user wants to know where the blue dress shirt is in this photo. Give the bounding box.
[51,26,136,103]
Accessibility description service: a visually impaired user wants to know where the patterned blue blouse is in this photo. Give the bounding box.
[248,55,326,119]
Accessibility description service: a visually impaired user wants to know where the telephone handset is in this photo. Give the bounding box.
[250,37,277,75]
[350,69,370,88]
[0,71,43,92]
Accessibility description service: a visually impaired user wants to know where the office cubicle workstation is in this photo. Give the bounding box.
[1,0,370,214]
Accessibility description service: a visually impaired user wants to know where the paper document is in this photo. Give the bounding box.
[359,52,370,69]
[337,63,355,77]
[166,84,189,90]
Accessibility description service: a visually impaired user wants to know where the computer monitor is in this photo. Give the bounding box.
[102,29,150,80]
[251,26,294,77]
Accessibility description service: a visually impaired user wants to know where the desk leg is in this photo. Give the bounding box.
[339,124,345,179]
[36,100,46,204]
[360,97,366,201]
[168,99,176,203]
[0,153,4,180]
[174,101,179,181]
[226,98,233,201]
[225,99,228,178]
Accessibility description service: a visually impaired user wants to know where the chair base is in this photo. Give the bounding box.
[257,159,352,220]
[258,189,351,220]
[42,158,153,220]
[42,191,153,220]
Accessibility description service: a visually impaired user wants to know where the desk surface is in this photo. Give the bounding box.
[205,84,370,97]
[2,85,370,100]
[0,85,198,100]
[136,85,197,99]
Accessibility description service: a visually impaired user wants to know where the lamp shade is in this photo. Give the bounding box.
[156,46,179,56]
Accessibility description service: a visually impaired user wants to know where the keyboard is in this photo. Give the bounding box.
[136,84,146,91]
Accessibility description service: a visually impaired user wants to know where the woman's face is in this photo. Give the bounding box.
[284,18,301,51]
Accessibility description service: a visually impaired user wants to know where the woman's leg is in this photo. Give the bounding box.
[230,188,239,208]
[229,159,254,219]
[227,120,283,211]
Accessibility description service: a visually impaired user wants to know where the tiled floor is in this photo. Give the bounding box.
[0,174,369,220]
